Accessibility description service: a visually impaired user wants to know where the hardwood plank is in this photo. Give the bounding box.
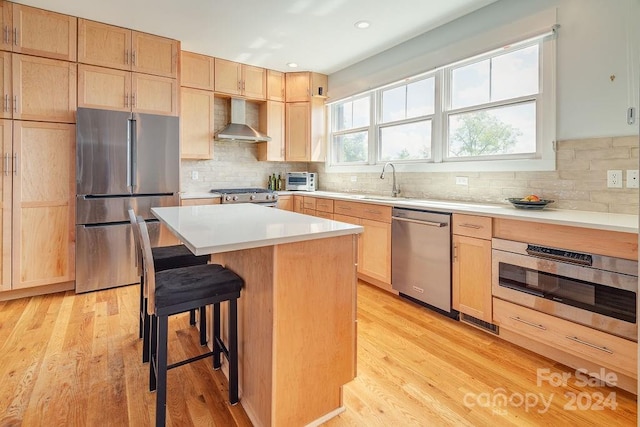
[0,282,635,426]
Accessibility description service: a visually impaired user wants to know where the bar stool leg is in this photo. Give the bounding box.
[149,314,158,392]
[142,300,150,363]
[155,315,169,427]
[139,279,144,339]
[199,306,207,346]
[213,303,221,370]
[228,298,239,405]
[189,309,196,326]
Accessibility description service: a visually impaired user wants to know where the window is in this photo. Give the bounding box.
[328,33,555,172]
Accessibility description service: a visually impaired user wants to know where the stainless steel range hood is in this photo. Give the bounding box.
[215,98,271,142]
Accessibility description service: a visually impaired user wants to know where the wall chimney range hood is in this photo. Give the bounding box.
[215,98,271,142]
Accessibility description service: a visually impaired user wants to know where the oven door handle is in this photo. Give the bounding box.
[565,336,613,354]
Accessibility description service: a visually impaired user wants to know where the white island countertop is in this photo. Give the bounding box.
[152,204,363,256]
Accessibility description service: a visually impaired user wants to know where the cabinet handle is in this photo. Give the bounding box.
[508,316,547,330]
[459,223,482,229]
[453,244,457,261]
[3,26,7,44]
[13,153,17,176]
[132,50,136,66]
[13,27,17,46]
[337,206,351,211]
[132,93,136,108]
[242,81,245,90]
[3,153,8,176]
[237,81,241,90]
[4,94,7,112]
[364,209,381,214]
[13,95,16,113]
[125,93,129,107]
[125,49,129,65]
[565,336,613,354]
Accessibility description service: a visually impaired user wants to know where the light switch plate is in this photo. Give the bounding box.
[191,170,198,180]
[455,176,468,186]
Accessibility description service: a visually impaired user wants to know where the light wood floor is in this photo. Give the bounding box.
[0,281,636,426]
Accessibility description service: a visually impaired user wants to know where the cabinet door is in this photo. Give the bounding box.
[452,234,492,322]
[181,87,214,159]
[0,52,10,119]
[78,64,131,112]
[267,70,285,101]
[131,31,178,78]
[12,4,77,61]
[285,102,309,161]
[242,64,266,100]
[13,54,76,123]
[0,119,10,291]
[359,218,391,286]
[333,213,363,274]
[0,1,11,52]
[293,195,304,213]
[12,121,75,289]
[258,101,285,161]
[276,195,293,211]
[78,19,131,70]
[285,72,309,102]
[181,51,214,90]
[214,58,241,96]
[132,73,178,116]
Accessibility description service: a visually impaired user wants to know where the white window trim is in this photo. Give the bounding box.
[324,30,557,174]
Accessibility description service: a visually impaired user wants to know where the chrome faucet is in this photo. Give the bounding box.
[380,162,400,197]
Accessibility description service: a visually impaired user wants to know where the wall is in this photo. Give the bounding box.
[329,0,640,140]
[310,136,638,215]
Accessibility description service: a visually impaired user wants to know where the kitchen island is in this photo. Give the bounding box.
[151,204,363,426]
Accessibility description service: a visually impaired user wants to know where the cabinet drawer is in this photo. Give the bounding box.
[453,214,491,239]
[315,211,334,220]
[493,298,636,378]
[333,200,391,223]
[315,199,333,213]
[303,197,316,210]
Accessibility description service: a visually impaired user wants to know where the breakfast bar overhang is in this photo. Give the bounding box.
[152,204,363,426]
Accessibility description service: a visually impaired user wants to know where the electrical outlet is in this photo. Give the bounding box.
[455,176,468,186]
[607,170,622,188]
[191,170,198,180]
[627,170,639,188]
[350,176,357,182]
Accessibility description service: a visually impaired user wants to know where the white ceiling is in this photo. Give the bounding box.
[14,0,497,74]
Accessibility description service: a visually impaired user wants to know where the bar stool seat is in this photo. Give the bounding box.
[135,216,243,427]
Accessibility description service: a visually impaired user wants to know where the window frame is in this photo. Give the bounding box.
[326,32,556,173]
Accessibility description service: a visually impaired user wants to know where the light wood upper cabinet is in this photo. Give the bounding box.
[12,121,75,289]
[0,52,10,119]
[3,4,77,61]
[78,64,178,116]
[78,19,178,79]
[214,58,266,100]
[257,101,285,161]
[267,70,285,101]
[12,54,76,123]
[285,72,327,102]
[285,97,325,162]
[181,51,214,90]
[180,87,214,159]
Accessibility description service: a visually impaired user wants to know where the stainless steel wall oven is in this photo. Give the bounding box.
[492,238,637,341]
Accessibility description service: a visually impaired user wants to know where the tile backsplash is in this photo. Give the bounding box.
[309,136,639,215]
[182,127,638,215]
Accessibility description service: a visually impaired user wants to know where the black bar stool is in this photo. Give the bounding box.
[135,216,243,427]
[128,209,209,363]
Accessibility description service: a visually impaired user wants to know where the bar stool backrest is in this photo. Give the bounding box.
[137,216,158,315]
[128,208,143,278]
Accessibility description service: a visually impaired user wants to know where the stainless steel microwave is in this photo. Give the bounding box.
[285,172,316,191]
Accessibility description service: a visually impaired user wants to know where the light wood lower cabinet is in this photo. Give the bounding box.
[452,214,493,323]
[276,195,293,211]
[0,120,75,292]
[293,195,304,213]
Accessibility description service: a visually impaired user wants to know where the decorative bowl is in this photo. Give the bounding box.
[507,198,554,210]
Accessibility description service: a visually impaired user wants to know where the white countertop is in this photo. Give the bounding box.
[281,191,639,234]
[152,204,363,256]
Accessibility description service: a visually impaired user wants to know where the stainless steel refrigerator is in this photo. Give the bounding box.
[75,107,179,293]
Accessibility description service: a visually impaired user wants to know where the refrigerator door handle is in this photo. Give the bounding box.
[126,119,132,192]
[131,118,138,193]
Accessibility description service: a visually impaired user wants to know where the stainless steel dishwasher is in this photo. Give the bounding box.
[391,207,456,317]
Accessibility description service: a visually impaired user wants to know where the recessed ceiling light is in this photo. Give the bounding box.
[287,62,298,68]
[354,20,370,29]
